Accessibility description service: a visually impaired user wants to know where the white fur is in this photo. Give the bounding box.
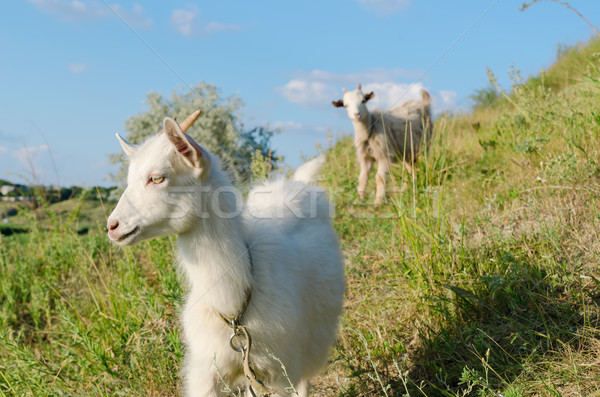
[107,118,345,397]
[291,154,325,184]
[332,84,433,205]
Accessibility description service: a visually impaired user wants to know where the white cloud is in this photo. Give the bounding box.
[170,8,195,37]
[434,90,467,115]
[13,145,50,165]
[278,69,465,115]
[360,81,425,109]
[111,3,153,28]
[0,146,7,153]
[26,0,153,28]
[357,0,410,16]
[170,5,241,37]
[437,90,458,109]
[270,121,303,132]
[67,63,87,73]
[278,79,336,107]
[277,69,424,109]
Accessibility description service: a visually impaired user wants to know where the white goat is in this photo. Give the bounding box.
[107,113,345,397]
[332,84,433,205]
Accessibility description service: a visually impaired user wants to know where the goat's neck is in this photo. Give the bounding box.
[177,181,252,320]
[352,113,372,145]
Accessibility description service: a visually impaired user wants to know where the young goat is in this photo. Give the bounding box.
[332,84,433,205]
[107,113,345,397]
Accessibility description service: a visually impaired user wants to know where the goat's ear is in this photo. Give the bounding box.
[163,117,210,179]
[332,99,344,108]
[115,133,137,157]
[364,92,375,102]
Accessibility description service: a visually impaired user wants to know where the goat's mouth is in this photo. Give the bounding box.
[112,226,141,245]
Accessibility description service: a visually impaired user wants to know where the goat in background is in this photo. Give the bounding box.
[332,84,433,205]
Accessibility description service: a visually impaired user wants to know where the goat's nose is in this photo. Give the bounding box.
[354,112,360,119]
[108,219,119,231]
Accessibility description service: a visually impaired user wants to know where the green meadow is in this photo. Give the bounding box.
[2,38,600,396]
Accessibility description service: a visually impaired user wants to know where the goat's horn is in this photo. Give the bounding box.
[180,109,201,132]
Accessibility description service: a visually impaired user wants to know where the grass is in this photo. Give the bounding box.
[3,38,600,396]
[0,219,184,396]
[316,37,600,396]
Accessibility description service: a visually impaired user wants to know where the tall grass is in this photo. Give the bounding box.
[0,215,184,396]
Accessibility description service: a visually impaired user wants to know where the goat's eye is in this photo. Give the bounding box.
[149,175,166,184]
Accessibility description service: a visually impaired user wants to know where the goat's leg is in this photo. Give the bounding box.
[183,357,228,397]
[374,160,390,206]
[295,379,310,397]
[357,156,373,200]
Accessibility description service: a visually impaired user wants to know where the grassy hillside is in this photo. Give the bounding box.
[318,38,600,396]
[2,39,600,396]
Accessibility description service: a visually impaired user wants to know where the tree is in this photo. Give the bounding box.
[469,85,501,110]
[109,82,279,183]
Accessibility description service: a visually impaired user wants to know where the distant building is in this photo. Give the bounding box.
[0,185,15,196]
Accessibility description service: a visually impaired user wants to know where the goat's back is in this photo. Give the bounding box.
[367,95,432,161]
[388,99,427,120]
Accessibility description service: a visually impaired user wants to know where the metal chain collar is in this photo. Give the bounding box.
[228,319,274,396]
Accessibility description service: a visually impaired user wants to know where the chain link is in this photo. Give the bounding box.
[227,320,274,396]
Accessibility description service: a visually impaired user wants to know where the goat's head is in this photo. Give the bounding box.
[331,84,374,122]
[107,111,210,246]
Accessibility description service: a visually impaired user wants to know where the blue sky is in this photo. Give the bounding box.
[1,0,599,187]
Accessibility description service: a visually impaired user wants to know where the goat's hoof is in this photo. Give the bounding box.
[374,195,389,206]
